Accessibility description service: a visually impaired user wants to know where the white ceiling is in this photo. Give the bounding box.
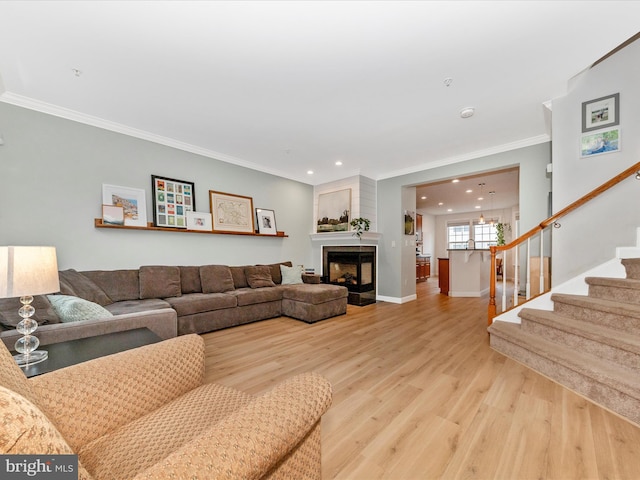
[1,1,639,186]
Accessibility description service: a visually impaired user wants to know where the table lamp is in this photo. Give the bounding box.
[0,246,60,366]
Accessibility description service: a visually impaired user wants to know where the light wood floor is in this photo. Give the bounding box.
[202,278,640,479]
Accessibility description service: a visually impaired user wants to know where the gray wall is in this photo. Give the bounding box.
[0,103,314,270]
[551,39,640,284]
[377,142,551,300]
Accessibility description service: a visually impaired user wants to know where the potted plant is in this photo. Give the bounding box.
[350,217,371,239]
[495,222,511,246]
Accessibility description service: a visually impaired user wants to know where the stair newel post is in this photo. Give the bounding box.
[488,245,497,325]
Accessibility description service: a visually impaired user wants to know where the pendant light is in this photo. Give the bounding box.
[489,190,496,225]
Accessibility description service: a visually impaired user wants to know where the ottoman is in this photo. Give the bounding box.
[281,284,348,323]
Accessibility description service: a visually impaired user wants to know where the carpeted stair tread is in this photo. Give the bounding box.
[488,321,640,400]
[551,292,640,317]
[519,307,640,356]
[621,258,640,280]
[585,276,640,290]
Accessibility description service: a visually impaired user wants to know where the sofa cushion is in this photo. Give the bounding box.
[165,293,237,317]
[281,284,348,305]
[179,266,202,294]
[82,270,140,302]
[47,295,114,323]
[245,265,276,288]
[229,266,249,289]
[139,266,182,299]
[280,264,304,285]
[58,269,112,306]
[200,265,235,293]
[103,298,172,315]
[0,295,60,329]
[231,287,283,307]
[259,262,292,285]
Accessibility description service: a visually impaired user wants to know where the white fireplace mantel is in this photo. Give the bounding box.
[309,231,382,243]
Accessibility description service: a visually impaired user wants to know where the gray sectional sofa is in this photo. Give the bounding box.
[0,262,348,350]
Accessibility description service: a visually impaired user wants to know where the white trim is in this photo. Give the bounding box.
[377,294,416,304]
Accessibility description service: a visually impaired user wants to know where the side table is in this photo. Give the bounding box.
[15,327,162,378]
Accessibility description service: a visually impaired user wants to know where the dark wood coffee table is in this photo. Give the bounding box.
[16,327,162,378]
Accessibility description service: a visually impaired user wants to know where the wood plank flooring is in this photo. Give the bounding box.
[202,277,640,479]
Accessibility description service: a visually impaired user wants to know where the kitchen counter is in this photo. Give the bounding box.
[444,249,490,297]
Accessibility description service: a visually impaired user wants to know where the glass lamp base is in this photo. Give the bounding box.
[14,350,48,367]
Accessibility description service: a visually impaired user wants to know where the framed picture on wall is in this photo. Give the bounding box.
[102,184,147,227]
[186,211,212,231]
[151,175,195,228]
[255,208,277,235]
[209,190,255,234]
[580,127,621,157]
[404,210,415,235]
[582,92,619,133]
[102,204,124,226]
[317,189,351,233]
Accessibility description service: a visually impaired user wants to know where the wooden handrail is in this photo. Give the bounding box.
[488,160,640,324]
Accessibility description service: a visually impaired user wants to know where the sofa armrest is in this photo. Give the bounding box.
[133,372,332,480]
[302,274,322,284]
[30,334,205,451]
[0,308,178,350]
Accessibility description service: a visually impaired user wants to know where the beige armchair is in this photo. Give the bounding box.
[0,334,332,479]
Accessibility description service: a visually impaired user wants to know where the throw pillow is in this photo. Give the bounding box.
[58,269,113,306]
[200,265,235,293]
[0,295,60,329]
[47,295,113,323]
[139,266,182,299]
[280,264,303,285]
[245,265,276,288]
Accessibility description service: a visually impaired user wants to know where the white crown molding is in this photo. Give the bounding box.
[374,134,551,181]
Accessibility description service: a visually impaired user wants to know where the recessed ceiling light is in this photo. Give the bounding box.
[438,202,444,206]
[447,208,452,212]
[421,196,427,200]
[452,179,460,183]
[460,107,475,118]
[478,196,484,201]
[475,205,481,209]
[466,189,472,193]
[307,170,314,175]
[335,161,343,166]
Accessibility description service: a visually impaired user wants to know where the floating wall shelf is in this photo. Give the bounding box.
[94,219,287,237]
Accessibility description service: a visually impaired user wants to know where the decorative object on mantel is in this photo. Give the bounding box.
[349,217,370,239]
[186,211,212,231]
[209,190,255,234]
[404,210,415,235]
[102,184,147,227]
[151,175,195,228]
[256,208,277,235]
[495,222,511,246]
[0,246,60,366]
[317,189,351,233]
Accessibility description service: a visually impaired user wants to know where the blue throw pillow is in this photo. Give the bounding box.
[47,295,113,323]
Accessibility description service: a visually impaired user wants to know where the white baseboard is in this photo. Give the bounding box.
[377,294,417,304]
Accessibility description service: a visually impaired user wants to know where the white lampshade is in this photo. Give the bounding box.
[0,246,60,298]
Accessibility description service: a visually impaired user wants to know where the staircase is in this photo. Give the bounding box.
[488,258,640,425]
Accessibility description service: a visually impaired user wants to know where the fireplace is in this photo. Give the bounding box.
[323,245,376,306]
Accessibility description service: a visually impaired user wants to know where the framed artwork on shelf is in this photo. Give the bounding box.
[102,204,124,226]
[580,127,620,158]
[209,190,255,234]
[582,92,619,133]
[317,189,351,233]
[102,184,148,227]
[256,208,277,235]
[151,175,195,228]
[186,211,212,231]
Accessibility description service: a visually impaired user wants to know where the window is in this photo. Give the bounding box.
[474,222,497,249]
[447,222,469,249]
